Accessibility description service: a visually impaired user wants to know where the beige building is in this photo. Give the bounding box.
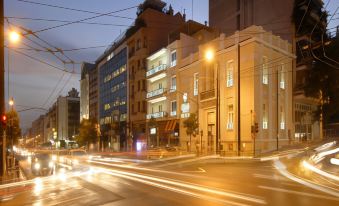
[146,25,295,155]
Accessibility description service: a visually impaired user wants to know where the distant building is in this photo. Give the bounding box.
[80,62,95,121]
[89,64,99,122]
[31,115,45,145]
[56,88,80,140]
[98,45,128,151]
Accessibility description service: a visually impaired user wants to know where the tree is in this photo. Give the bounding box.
[183,113,199,152]
[6,110,21,146]
[76,118,98,149]
[148,117,158,146]
[304,36,339,124]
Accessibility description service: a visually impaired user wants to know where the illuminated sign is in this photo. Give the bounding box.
[181,93,190,118]
[150,128,157,134]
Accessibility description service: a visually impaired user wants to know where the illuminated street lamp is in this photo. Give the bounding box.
[9,31,20,44]
[205,49,220,154]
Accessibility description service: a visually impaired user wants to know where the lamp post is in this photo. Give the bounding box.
[205,49,220,154]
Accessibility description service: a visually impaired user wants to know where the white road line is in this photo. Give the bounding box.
[258,185,339,201]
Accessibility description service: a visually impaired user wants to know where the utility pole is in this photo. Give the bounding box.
[1,0,6,177]
[216,63,219,154]
[237,40,241,156]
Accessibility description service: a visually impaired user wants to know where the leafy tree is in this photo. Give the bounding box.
[183,113,199,152]
[76,118,98,148]
[304,36,339,124]
[148,117,158,146]
[6,110,21,146]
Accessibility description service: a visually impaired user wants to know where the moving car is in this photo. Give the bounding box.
[31,153,54,176]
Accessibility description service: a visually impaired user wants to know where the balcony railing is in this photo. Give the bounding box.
[146,88,164,98]
[200,89,215,101]
[146,111,167,119]
[170,111,177,116]
[146,64,167,77]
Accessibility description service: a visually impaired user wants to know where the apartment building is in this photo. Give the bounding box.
[145,21,218,148]
[80,62,95,121]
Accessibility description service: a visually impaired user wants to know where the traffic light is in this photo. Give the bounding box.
[255,123,259,133]
[1,114,7,129]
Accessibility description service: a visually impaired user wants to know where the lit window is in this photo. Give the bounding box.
[280,64,285,89]
[171,76,176,92]
[227,105,234,130]
[280,110,285,130]
[263,103,268,129]
[226,61,234,87]
[171,101,177,116]
[194,73,199,96]
[171,50,177,67]
[262,56,268,85]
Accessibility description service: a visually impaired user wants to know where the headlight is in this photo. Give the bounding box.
[34,163,40,170]
[49,161,54,168]
[73,159,79,165]
[52,155,57,161]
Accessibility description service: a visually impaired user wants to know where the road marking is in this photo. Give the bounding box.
[258,185,339,201]
[182,167,206,173]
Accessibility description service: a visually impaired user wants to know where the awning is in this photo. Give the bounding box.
[165,120,177,132]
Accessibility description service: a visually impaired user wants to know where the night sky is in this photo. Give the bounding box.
[4,0,338,131]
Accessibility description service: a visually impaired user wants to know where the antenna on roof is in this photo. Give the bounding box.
[192,0,194,20]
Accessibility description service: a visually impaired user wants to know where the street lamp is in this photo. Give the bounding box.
[205,49,220,154]
[9,31,20,44]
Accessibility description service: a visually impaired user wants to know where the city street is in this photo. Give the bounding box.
[1,143,338,206]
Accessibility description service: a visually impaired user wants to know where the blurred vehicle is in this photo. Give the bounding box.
[64,149,88,167]
[31,153,54,176]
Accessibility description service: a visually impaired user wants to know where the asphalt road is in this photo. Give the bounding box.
[0,152,338,206]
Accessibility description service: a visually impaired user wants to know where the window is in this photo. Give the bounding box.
[263,104,268,129]
[171,101,177,116]
[143,37,147,48]
[171,50,177,67]
[227,105,234,129]
[171,76,176,91]
[138,81,140,91]
[226,61,234,87]
[104,104,110,111]
[142,101,146,112]
[138,101,141,112]
[136,39,141,50]
[142,80,146,91]
[132,104,135,113]
[159,82,163,89]
[280,64,285,89]
[138,60,140,69]
[194,73,199,96]
[262,56,268,85]
[280,108,285,130]
[159,104,162,112]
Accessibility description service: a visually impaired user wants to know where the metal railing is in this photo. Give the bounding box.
[146,88,165,98]
[146,64,167,77]
[146,111,167,119]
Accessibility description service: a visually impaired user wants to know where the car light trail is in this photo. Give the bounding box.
[101,169,252,206]
[94,166,266,205]
[311,147,339,164]
[302,160,339,181]
[273,160,339,197]
[330,158,339,166]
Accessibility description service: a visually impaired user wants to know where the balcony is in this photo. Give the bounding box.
[146,64,167,77]
[200,89,215,101]
[146,88,165,98]
[146,111,167,119]
[170,111,177,116]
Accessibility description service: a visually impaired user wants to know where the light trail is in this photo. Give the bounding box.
[101,169,253,206]
[94,166,267,205]
[311,147,339,164]
[330,158,339,166]
[273,160,339,197]
[302,160,339,181]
